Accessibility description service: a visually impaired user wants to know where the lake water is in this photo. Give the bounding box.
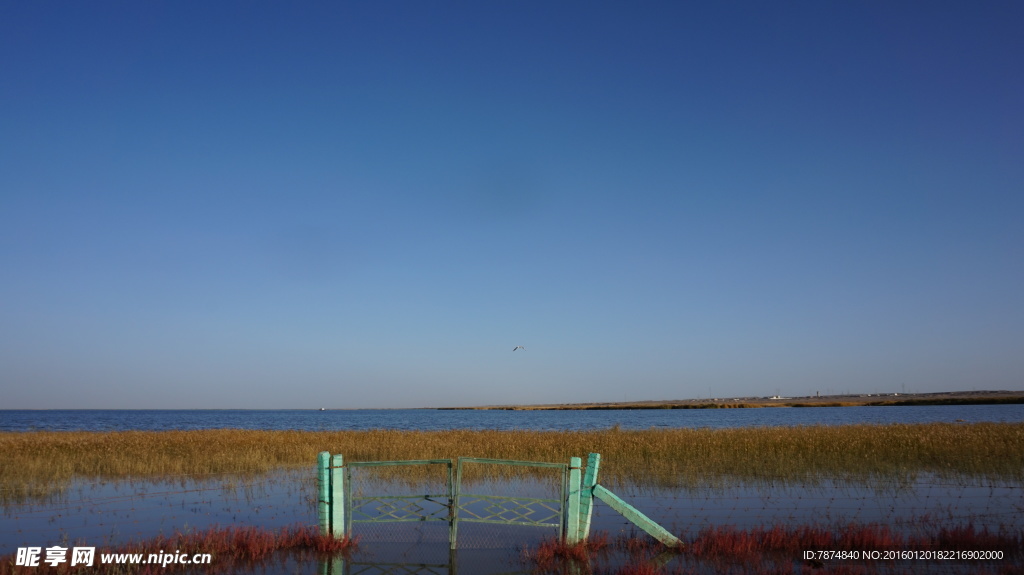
[3,403,1024,432]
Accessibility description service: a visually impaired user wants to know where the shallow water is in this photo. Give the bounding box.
[0,469,316,557]
[3,468,1020,572]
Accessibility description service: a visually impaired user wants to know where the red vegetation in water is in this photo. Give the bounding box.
[931,524,1024,552]
[606,563,663,575]
[524,532,611,573]
[687,521,1022,561]
[617,533,668,557]
[0,524,356,575]
[525,532,684,574]
[526,523,1023,575]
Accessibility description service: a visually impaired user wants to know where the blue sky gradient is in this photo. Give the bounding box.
[2,2,1022,408]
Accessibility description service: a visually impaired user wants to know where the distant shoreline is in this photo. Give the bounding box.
[437,389,1024,411]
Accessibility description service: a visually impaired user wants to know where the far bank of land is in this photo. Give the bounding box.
[437,389,1024,411]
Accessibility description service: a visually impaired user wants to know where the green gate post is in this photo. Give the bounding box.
[318,555,346,575]
[318,452,331,535]
[331,454,345,538]
[577,453,601,541]
[565,456,582,544]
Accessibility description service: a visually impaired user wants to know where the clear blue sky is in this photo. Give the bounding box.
[2,2,1022,409]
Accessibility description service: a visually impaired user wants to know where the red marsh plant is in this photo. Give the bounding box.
[527,523,1024,575]
[687,521,1023,560]
[525,532,686,575]
[524,532,610,574]
[0,524,356,574]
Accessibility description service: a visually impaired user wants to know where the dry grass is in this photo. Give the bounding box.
[2,423,1023,502]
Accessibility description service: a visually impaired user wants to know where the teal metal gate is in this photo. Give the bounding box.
[318,454,573,549]
[317,451,679,552]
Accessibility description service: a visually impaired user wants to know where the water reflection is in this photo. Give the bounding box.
[2,471,1021,573]
[0,468,318,557]
[609,477,1024,537]
[318,547,531,575]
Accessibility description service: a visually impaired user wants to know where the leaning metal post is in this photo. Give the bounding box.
[593,484,682,547]
[578,453,601,541]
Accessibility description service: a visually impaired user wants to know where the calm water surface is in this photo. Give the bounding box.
[3,404,1024,432]
[3,469,1018,571]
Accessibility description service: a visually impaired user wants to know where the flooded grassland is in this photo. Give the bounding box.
[2,423,1023,573]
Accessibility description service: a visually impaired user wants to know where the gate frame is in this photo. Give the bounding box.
[317,451,681,550]
[347,457,456,548]
[453,456,573,547]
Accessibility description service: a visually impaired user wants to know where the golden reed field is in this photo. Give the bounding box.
[3,423,1023,502]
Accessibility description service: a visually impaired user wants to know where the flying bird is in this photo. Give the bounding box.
[513,346,525,351]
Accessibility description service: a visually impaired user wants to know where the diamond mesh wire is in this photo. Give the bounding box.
[454,458,566,550]
[340,458,568,571]
[346,461,452,546]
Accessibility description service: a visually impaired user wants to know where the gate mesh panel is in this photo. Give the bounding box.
[455,459,566,549]
[346,460,452,568]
